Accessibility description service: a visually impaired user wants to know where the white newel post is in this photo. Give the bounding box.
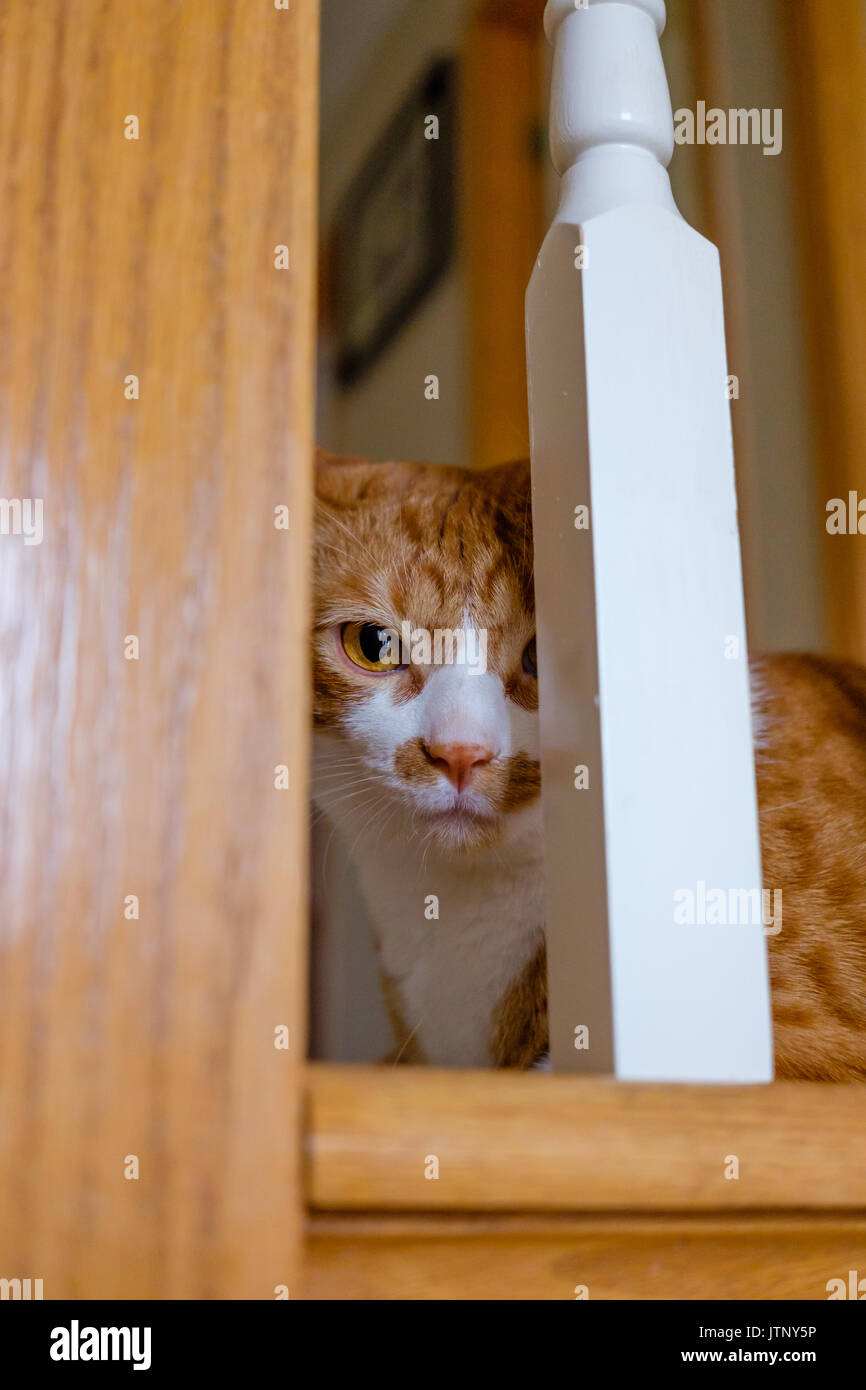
[526,0,774,1080]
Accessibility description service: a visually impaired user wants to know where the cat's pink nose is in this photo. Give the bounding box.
[425,741,494,793]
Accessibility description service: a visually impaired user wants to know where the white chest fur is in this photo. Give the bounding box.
[347,808,545,1067]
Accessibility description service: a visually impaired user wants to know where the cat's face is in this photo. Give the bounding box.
[312,452,540,853]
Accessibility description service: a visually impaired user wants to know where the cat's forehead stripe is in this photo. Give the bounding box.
[314,457,535,702]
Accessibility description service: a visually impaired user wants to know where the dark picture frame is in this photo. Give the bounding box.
[334,58,457,388]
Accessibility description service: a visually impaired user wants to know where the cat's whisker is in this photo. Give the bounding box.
[313,784,385,817]
[319,789,384,883]
[491,842,508,874]
[372,801,402,856]
[311,791,374,827]
[314,542,352,561]
[312,755,376,772]
[312,797,368,831]
[391,1011,426,1067]
[312,782,380,814]
[342,793,394,869]
[312,788,378,809]
[311,755,373,775]
[420,827,436,875]
[396,500,414,600]
[311,795,379,829]
[362,804,394,857]
[313,769,374,786]
[312,772,383,793]
[315,500,381,573]
[313,770,379,789]
[312,745,369,761]
[312,772,380,790]
[311,764,376,785]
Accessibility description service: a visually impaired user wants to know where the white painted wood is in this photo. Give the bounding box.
[527,0,773,1080]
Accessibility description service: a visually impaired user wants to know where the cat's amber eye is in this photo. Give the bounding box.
[341,621,402,673]
[522,636,537,677]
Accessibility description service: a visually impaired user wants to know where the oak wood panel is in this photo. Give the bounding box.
[0,0,318,1297]
[304,1213,866,1300]
[308,1065,866,1212]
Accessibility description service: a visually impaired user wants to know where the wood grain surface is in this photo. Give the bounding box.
[788,0,866,663]
[462,2,544,467]
[305,1212,866,1300]
[308,1065,866,1212]
[0,0,318,1297]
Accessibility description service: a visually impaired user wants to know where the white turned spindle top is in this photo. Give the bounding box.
[545,0,666,42]
[543,0,677,220]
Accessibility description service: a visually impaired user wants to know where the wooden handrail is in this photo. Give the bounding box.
[306,1064,866,1212]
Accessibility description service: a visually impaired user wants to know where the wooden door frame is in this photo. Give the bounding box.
[785,0,866,663]
[691,0,866,665]
[462,0,546,467]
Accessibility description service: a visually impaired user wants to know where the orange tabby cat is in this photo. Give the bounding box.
[312,449,866,1080]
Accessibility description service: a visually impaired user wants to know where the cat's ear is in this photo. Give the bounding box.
[484,457,531,505]
[315,447,377,508]
[484,458,532,539]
